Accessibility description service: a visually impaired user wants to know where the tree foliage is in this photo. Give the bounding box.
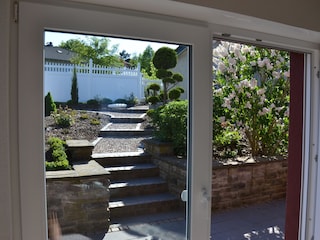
[139,45,155,77]
[213,41,290,157]
[59,37,123,67]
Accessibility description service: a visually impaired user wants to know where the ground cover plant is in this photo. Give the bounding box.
[213,41,290,157]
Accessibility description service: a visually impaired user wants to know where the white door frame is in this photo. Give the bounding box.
[18,2,212,239]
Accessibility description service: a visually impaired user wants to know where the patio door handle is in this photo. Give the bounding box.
[181,189,187,202]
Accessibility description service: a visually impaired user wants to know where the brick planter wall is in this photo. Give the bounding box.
[152,156,288,211]
[211,158,288,211]
[46,160,110,235]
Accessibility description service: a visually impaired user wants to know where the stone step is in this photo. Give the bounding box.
[109,177,168,198]
[107,106,149,114]
[99,129,153,137]
[109,193,180,219]
[110,117,145,123]
[92,152,152,167]
[105,163,159,180]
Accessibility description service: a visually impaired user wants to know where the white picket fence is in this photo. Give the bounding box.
[44,59,160,103]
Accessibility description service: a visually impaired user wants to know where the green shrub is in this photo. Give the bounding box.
[52,106,75,128]
[126,92,138,107]
[80,112,89,120]
[100,98,113,105]
[87,99,100,106]
[147,100,188,156]
[114,98,127,104]
[45,137,70,171]
[90,118,100,125]
[45,92,56,116]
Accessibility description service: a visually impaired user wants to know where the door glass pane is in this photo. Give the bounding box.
[44,31,190,239]
[211,40,289,239]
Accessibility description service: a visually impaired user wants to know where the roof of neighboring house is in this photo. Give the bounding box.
[44,44,77,62]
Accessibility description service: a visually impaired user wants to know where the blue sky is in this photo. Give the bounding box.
[44,31,179,56]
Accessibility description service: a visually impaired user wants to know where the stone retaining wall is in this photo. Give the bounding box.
[152,156,288,211]
[46,160,110,235]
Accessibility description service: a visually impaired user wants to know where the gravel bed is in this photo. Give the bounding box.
[93,137,151,153]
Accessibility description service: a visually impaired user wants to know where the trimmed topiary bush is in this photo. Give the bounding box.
[152,47,184,103]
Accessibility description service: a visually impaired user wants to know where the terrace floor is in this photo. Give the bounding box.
[61,198,285,240]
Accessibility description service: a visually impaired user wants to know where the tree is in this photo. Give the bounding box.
[151,47,184,104]
[213,41,290,156]
[59,37,123,67]
[139,45,155,77]
[71,67,79,105]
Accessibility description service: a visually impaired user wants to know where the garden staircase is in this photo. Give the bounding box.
[92,106,181,221]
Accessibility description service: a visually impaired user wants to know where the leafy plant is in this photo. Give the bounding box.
[45,137,71,171]
[45,92,57,117]
[52,106,75,128]
[213,128,242,158]
[147,100,188,156]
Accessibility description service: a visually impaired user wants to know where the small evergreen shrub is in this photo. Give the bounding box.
[45,92,56,116]
[147,100,188,156]
[45,137,70,171]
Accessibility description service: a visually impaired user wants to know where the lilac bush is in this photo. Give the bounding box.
[213,41,290,156]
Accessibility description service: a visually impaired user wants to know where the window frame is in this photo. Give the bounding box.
[17,1,320,240]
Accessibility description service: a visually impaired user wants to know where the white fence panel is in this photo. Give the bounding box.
[44,60,149,103]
